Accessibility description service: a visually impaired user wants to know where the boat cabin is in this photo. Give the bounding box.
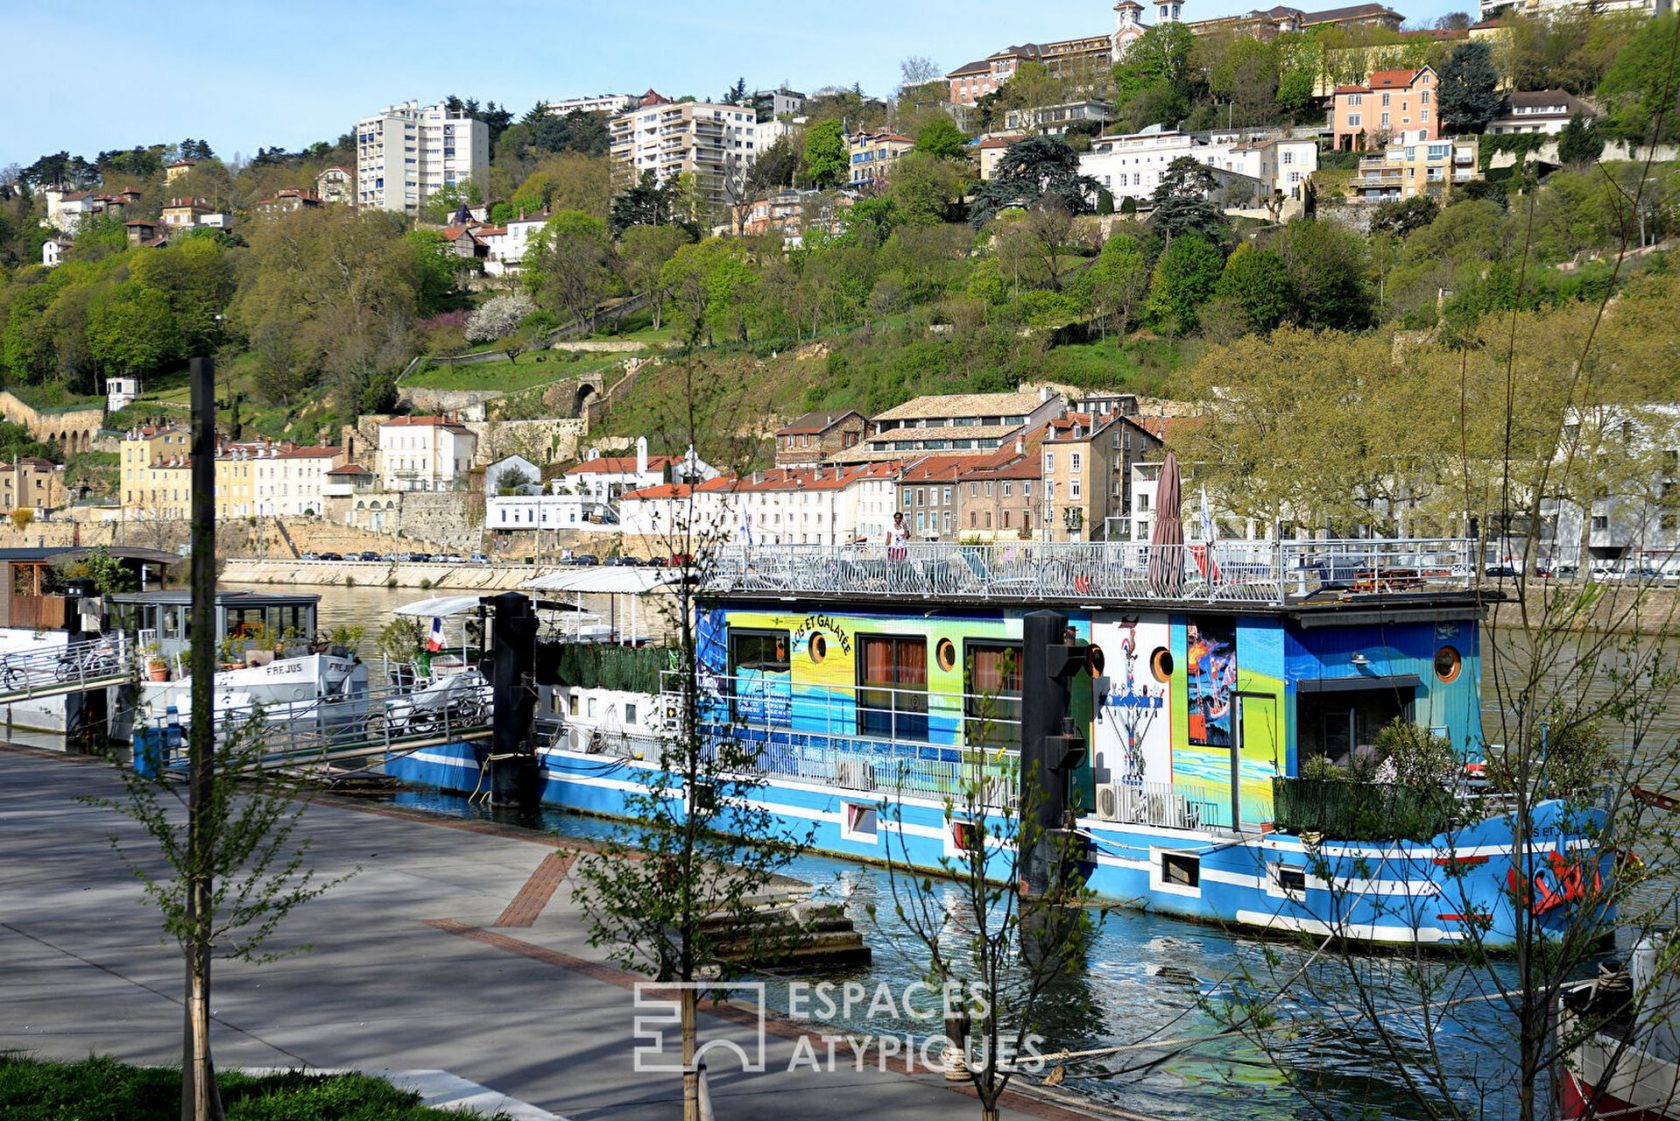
[107,589,320,659]
[697,539,1487,831]
[0,546,177,630]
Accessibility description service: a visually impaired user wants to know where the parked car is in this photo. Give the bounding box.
[607,554,640,566]
[409,552,432,564]
[358,551,381,562]
[572,554,600,566]
[318,551,343,562]
[300,551,319,561]
[1483,563,1519,578]
[469,553,491,565]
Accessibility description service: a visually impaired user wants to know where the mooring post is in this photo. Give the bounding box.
[1020,610,1088,895]
[484,591,538,807]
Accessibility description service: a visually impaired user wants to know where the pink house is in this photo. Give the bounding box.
[1331,66,1437,151]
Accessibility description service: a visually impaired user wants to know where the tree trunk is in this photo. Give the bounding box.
[182,937,222,1121]
[682,987,700,1121]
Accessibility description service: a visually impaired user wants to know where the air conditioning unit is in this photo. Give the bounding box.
[836,759,876,791]
[1096,784,1121,822]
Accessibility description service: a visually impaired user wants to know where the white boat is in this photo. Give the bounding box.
[107,590,368,728]
[1558,931,1680,1121]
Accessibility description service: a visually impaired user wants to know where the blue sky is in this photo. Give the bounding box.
[5,0,1460,167]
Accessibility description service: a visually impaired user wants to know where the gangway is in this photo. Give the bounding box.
[0,635,133,705]
[138,673,495,778]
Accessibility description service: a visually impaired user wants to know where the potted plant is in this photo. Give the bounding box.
[141,643,169,682]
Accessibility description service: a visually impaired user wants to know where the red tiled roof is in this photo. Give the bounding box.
[621,482,698,500]
[1369,68,1427,89]
[327,464,372,476]
[567,455,681,475]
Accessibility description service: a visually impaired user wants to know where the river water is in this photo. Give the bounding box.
[215,583,1680,1118]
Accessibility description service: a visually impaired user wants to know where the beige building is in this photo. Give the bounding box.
[609,94,774,209]
[0,458,68,514]
[957,452,1041,541]
[1350,134,1479,202]
[1040,411,1161,542]
[847,132,914,188]
[121,425,194,520]
[355,100,490,215]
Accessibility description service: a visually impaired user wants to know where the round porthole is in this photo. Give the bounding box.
[1086,644,1106,677]
[936,638,957,672]
[808,633,827,663]
[1150,647,1175,682]
[1434,645,1462,683]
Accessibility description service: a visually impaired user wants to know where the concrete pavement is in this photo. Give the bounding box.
[0,747,1102,1120]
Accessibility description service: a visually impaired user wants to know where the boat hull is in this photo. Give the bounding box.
[385,741,1610,949]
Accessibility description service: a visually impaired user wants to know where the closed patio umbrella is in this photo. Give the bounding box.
[1147,452,1185,597]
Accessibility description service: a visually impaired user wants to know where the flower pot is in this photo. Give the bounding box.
[145,660,169,682]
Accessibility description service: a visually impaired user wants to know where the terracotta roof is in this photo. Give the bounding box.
[958,454,1039,482]
[898,452,1011,484]
[381,415,473,436]
[776,409,862,436]
[566,455,681,475]
[1135,415,1208,443]
[1368,68,1428,89]
[621,482,698,500]
[326,464,372,476]
[872,389,1050,424]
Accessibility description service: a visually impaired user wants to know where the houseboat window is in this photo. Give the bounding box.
[858,635,928,742]
[731,628,791,726]
[935,638,957,672]
[808,633,828,663]
[1150,647,1174,682]
[1162,852,1200,888]
[964,641,1022,749]
[730,630,790,674]
[1434,646,1462,682]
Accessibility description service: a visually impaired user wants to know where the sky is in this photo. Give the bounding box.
[3,0,1465,168]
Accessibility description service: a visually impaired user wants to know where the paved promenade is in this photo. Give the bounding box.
[0,747,1101,1120]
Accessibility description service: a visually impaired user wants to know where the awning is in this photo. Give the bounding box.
[393,594,492,618]
[522,567,677,595]
[1296,673,1421,694]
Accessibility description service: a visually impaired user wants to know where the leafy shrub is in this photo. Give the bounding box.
[465,294,538,344]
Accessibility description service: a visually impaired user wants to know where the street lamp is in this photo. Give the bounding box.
[1062,506,1084,542]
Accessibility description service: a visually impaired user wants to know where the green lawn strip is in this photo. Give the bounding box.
[0,1054,505,1120]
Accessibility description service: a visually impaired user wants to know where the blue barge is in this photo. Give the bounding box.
[387,538,1610,947]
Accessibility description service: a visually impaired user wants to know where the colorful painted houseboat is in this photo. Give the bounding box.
[386,538,1609,947]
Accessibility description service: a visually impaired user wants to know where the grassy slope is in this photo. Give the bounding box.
[404,350,632,393]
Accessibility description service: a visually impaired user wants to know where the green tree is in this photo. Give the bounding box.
[526,210,615,331]
[1597,13,1680,143]
[1146,235,1223,335]
[87,282,179,375]
[1556,112,1605,165]
[885,151,967,225]
[1273,218,1373,331]
[619,224,688,330]
[1148,157,1230,249]
[402,230,463,318]
[1214,244,1295,332]
[1114,22,1195,100]
[801,119,848,189]
[968,136,1098,226]
[1368,195,1440,238]
[745,133,802,194]
[1084,233,1151,336]
[913,115,970,160]
[1437,41,1502,133]
[130,238,236,359]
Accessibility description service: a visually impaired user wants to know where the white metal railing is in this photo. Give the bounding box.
[702,539,1473,604]
[0,634,130,697]
[1097,778,1246,833]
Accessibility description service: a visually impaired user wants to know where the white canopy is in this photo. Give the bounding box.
[521,567,676,595]
[393,594,489,618]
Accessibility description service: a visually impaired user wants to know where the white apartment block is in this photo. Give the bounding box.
[234,443,346,517]
[545,94,637,116]
[610,99,770,208]
[377,416,478,492]
[1080,127,1207,203]
[355,100,489,214]
[619,463,900,548]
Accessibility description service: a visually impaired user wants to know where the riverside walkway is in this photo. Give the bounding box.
[0,747,1101,1121]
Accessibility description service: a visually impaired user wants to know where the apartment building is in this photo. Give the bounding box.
[609,96,769,209]
[1080,127,1208,203]
[956,453,1040,541]
[751,88,806,122]
[244,443,346,517]
[1486,89,1598,136]
[0,458,67,515]
[618,464,889,547]
[849,388,1066,462]
[848,132,915,187]
[774,410,865,466]
[1001,100,1113,136]
[895,454,1009,541]
[315,166,354,205]
[120,425,194,519]
[1040,411,1164,542]
[377,415,478,492]
[545,94,637,116]
[1331,67,1438,151]
[1349,134,1479,202]
[355,100,490,214]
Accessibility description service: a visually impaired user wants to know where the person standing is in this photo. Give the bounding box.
[886,511,910,562]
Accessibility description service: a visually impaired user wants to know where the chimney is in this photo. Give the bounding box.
[1015,437,1024,455]
[1039,385,1051,404]
[636,435,649,476]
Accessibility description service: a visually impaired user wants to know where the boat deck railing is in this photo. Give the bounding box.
[703,538,1475,605]
[0,634,132,702]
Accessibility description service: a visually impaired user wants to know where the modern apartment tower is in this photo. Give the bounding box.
[355,100,489,214]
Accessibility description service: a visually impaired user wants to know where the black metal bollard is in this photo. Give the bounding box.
[483,592,539,808]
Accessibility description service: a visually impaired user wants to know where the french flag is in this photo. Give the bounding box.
[427,616,445,652]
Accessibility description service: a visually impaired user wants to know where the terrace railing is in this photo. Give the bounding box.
[703,538,1473,605]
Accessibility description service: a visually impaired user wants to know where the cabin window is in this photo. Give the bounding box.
[1434,645,1462,683]
[1162,852,1200,888]
[841,801,879,842]
[1274,864,1307,895]
[858,635,928,742]
[964,641,1022,750]
[624,703,638,725]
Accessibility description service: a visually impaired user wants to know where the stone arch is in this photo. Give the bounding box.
[574,382,597,416]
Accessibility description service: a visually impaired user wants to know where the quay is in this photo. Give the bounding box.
[0,747,1102,1121]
